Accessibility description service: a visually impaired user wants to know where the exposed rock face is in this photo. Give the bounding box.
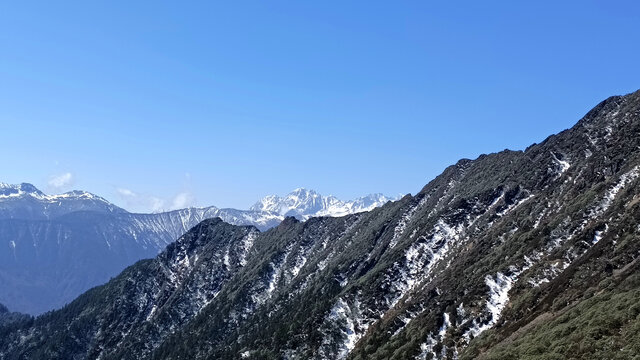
[1,90,640,359]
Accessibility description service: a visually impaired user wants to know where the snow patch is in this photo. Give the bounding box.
[496,194,535,217]
[319,298,370,359]
[463,258,534,343]
[386,219,462,308]
[289,253,307,278]
[416,313,451,360]
[598,166,639,214]
[389,196,429,248]
[593,225,608,244]
[223,248,231,268]
[551,152,570,176]
[239,232,257,266]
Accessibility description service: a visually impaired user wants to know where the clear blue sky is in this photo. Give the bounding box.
[1,1,639,212]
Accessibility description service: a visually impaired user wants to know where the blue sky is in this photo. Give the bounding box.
[1,1,639,212]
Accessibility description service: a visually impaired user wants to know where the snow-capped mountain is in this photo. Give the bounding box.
[0,182,125,220]
[250,188,396,219]
[0,184,393,314]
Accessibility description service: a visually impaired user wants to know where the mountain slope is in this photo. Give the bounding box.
[151,88,640,359]
[1,90,639,359]
[0,219,258,359]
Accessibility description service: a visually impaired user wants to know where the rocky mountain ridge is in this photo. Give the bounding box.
[1,90,638,359]
[0,185,392,314]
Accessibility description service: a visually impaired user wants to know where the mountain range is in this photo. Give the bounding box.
[0,183,124,219]
[250,188,394,220]
[0,186,393,315]
[1,90,638,359]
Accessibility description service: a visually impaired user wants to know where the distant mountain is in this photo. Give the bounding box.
[1,90,639,359]
[0,183,124,220]
[250,188,396,219]
[0,185,393,314]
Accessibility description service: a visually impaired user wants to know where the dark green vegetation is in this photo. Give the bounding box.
[464,271,640,360]
[1,90,639,359]
[0,304,30,328]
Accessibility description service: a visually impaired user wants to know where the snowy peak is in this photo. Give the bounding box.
[1,183,394,223]
[250,188,396,219]
[0,182,125,220]
[53,190,117,205]
[0,183,107,202]
[350,193,395,209]
[0,183,45,198]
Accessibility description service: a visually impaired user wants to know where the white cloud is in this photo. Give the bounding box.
[171,192,196,210]
[48,172,74,191]
[114,187,195,213]
[149,197,166,212]
[116,187,136,197]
